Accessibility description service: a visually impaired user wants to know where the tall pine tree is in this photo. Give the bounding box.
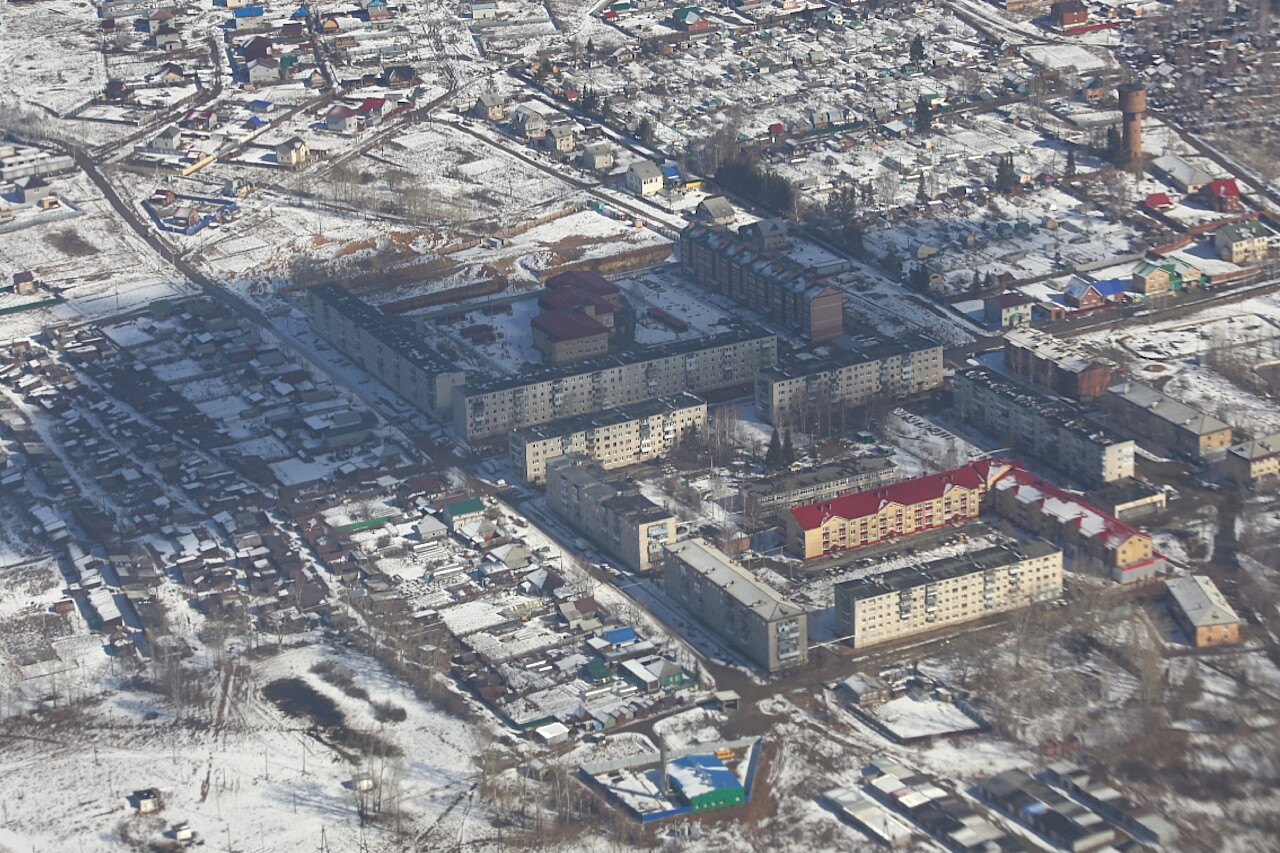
[765,429,784,470]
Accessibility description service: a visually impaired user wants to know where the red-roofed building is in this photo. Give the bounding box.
[545,269,621,308]
[532,311,610,364]
[357,96,388,121]
[989,465,1157,578]
[786,460,1014,558]
[1203,178,1242,213]
[1144,192,1173,212]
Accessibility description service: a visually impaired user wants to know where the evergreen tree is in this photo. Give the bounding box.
[915,96,933,134]
[586,38,596,55]
[637,117,655,144]
[765,429,784,470]
[910,35,926,63]
[996,154,1019,193]
[908,265,931,292]
[971,269,982,293]
[1065,148,1077,177]
[916,178,929,204]
[1105,126,1122,164]
[782,430,797,466]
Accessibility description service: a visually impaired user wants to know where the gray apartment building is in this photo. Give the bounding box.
[663,538,808,673]
[834,539,1063,649]
[510,393,708,485]
[953,367,1135,487]
[308,282,466,420]
[456,328,776,443]
[741,456,899,523]
[1105,381,1233,460]
[544,455,675,573]
[755,334,944,429]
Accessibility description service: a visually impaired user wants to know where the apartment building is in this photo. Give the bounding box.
[1166,575,1240,647]
[663,538,808,672]
[756,334,944,429]
[544,455,675,572]
[834,539,1063,648]
[679,222,845,341]
[1213,219,1271,265]
[1222,431,1280,483]
[455,328,776,443]
[1105,381,1232,459]
[741,456,899,522]
[786,460,1013,559]
[1003,328,1114,399]
[510,393,708,484]
[953,367,1135,487]
[989,465,1159,579]
[308,282,466,419]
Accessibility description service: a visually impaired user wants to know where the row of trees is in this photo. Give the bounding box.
[715,156,797,215]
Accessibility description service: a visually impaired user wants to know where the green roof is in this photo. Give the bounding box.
[446,498,485,518]
[585,657,613,682]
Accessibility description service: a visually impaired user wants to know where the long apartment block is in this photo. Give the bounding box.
[741,456,899,522]
[1003,328,1115,399]
[756,334,943,429]
[456,328,776,443]
[679,222,845,341]
[510,393,707,484]
[308,282,466,420]
[544,455,675,573]
[953,367,1135,487]
[663,538,808,673]
[834,539,1063,648]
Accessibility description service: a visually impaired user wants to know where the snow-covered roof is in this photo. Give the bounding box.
[1166,575,1238,628]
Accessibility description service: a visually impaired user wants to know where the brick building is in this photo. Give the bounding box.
[1003,328,1115,399]
[679,222,845,341]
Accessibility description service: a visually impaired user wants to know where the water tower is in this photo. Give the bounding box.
[1118,83,1147,164]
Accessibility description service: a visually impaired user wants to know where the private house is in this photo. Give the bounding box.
[695,194,736,226]
[1064,278,1126,309]
[154,25,183,51]
[246,56,282,85]
[1166,575,1239,647]
[326,104,358,133]
[512,104,549,140]
[241,35,274,62]
[1050,0,1087,27]
[625,160,663,196]
[473,92,507,121]
[154,63,185,85]
[232,5,266,28]
[544,124,576,154]
[579,141,613,171]
[983,292,1033,327]
[1144,191,1174,212]
[365,0,390,21]
[383,65,416,88]
[274,137,309,169]
[357,96,388,124]
[1081,76,1107,103]
[146,8,175,33]
[1214,219,1270,264]
[1203,178,1242,213]
[1131,257,1201,295]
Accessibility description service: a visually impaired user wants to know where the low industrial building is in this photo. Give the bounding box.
[1043,762,1180,846]
[977,770,1117,853]
[1003,328,1115,399]
[545,455,675,572]
[756,334,944,430]
[455,328,776,443]
[834,540,1063,648]
[1221,431,1280,482]
[953,367,1135,487]
[1104,381,1232,459]
[741,456,898,523]
[679,222,845,341]
[1165,575,1240,647]
[531,310,610,364]
[510,393,707,484]
[786,460,1012,559]
[663,538,808,673]
[308,282,466,419]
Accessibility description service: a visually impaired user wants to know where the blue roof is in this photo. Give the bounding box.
[247,115,267,128]
[1092,278,1128,296]
[668,754,742,792]
[291,5,309,16]
[661,164,681,179]
[603,626,636,645]
[234,5,264,16]
[248,98,273,109]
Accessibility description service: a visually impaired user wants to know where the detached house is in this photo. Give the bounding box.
[511,104,548,140]
[233,5,266,28]
[473,92,507,121]
[274,137,309,169]
[579,141,613,171]
[1214,219,1271,264]
[154,25,183,51]
[1203,178,1243,213]
[325,104,358,133]
[544,124,576,153]
[625,160,663,197]
[247,56,282,85]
